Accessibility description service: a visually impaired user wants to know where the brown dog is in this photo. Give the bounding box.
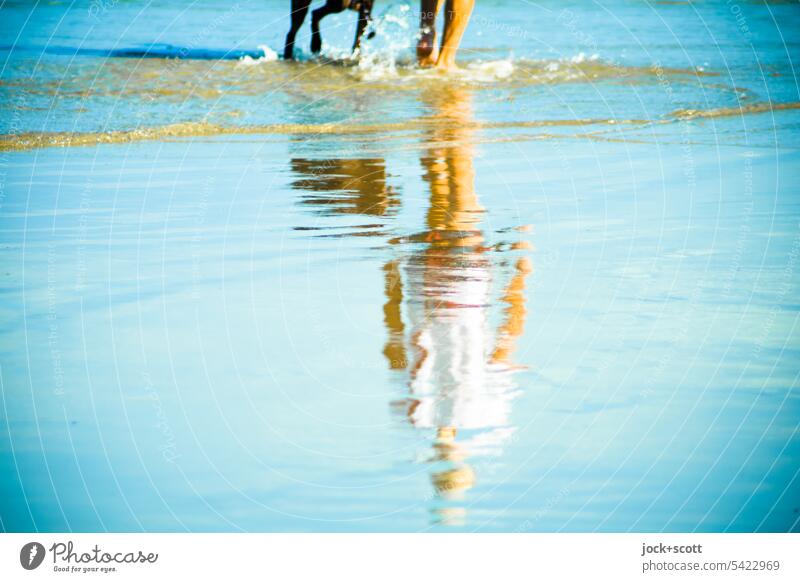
[284,0,375,60]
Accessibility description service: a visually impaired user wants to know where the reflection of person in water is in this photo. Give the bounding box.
[287,90,531,525]
[384,86,532,522]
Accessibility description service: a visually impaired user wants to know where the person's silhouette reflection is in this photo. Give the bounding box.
[384,86,533,525]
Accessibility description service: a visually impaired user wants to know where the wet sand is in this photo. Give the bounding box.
[2,106,799,530]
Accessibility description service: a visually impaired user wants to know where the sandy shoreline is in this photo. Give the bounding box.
[2,100,798,153]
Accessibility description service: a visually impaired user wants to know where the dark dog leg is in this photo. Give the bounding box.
[284,0,312,60]
[311,0,347,54]
[352,2,374,53]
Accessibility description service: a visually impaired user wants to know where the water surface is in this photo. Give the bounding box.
[1,0,799,532]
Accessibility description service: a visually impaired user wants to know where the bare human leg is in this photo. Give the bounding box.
[436,0,474,69]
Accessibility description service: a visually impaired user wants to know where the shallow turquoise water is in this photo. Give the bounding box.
[1,1,799,532]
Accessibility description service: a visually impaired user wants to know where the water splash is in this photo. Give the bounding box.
[353,3,415,80]
[238,45,279,67]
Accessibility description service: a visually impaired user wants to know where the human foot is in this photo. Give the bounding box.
[434,52,458,71]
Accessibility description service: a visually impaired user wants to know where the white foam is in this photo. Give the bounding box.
[462,59,515,81]
[237,44,278,66]
[570,52,600,64]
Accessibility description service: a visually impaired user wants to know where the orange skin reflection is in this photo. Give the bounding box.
[382,87,533,518]
[384,85,532,373]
